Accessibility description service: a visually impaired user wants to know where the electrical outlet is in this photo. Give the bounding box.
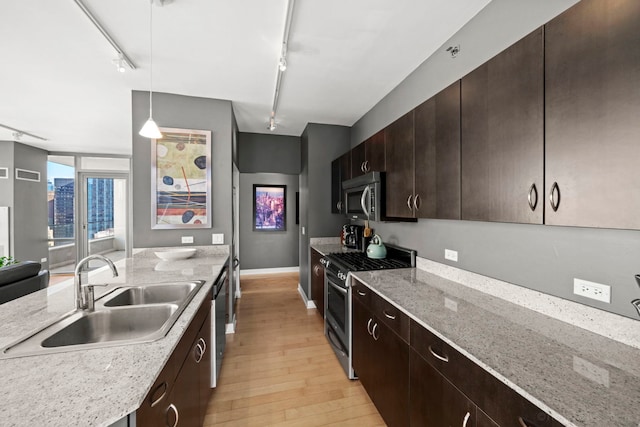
[301,226,305,235]
[445,249,458,262]
[181,236,194,244]
[573,278,611,303]
[211,233,224,244]
[40,257,47,263]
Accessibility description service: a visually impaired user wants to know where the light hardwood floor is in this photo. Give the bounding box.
[204,273,386,426]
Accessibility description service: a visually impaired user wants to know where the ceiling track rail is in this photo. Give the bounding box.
[269,0,296,128]
[0,123,48,141]
[73,0,136,70]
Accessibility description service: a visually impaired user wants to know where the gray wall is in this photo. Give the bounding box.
[351,0,640,319]
[0,141,48,267]
[239,173,299,270]
[238,132,301,174]
[299,124,351,297]
[131,91,233,248]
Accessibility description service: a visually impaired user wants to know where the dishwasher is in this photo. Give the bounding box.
[211,262,228,388]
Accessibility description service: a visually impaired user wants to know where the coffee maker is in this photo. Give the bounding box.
[342,224,365,250]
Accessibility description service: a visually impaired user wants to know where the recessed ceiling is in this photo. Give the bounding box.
[0,0,490,155]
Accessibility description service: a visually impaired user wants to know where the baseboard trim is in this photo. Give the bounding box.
[240,266,299,276]
[298,283,316,309]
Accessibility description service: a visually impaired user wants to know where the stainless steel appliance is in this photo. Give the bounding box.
[321,244,416,379]
[342,172,383,221]
[211,262,228,387]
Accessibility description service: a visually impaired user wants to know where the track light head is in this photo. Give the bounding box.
[278,57,287,72]
[112,54,126,73]
[268,117,277,131]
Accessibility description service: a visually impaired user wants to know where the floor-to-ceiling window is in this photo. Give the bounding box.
[47,155,76,274]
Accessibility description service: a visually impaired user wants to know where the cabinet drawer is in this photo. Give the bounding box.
[410,320,559,427]
[351,278,370,307]
[372,293,409,343]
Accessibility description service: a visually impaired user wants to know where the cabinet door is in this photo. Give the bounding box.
[351,141,367,177]
[385,111,415,218]
[352,298,374,395]
[461,27,544,224]
[169,346,200,427]
[331,158,341,213]
[374,317,410,427]
[197,311,212,426]
[410,349,476,427]
[310,249,325,318]
[477,410,499,427]
[545,0,640,229]
[366,130,386,172]
[415,80,461,220]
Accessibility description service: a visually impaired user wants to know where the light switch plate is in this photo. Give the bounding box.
[40,257,47,263]
[181,236,194,244]
[211,233,224,244]
[445,249,458,262]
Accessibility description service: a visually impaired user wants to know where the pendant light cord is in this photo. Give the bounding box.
[149,0,154,118]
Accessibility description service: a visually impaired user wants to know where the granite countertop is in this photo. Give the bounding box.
[351,267,640,427]
[0,246,229,427]
[310,237,362,256]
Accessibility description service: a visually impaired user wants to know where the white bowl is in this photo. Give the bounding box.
[154,248,197,261]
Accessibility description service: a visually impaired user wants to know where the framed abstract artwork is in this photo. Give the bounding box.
[151,127,212,229]
[253,185,286,231]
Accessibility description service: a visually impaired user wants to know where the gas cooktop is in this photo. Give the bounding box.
[326,251,412,271]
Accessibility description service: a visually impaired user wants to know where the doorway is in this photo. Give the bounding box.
[77,172,129,271]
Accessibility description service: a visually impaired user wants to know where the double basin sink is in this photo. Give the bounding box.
[1,281,205,358]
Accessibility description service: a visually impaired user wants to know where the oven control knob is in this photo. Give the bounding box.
[338,272,346,280]
[320,258,327,266]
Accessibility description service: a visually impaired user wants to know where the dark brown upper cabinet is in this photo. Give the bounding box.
[414,80,461,220]
[461,27,544,224]
[330,151,351,213]
[385,111,416,218]
[351,130,386,178]
[545,0,640,229]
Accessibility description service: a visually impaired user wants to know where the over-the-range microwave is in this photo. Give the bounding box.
[342,172,384,222]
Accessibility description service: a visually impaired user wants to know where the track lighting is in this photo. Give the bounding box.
[112,54,126,73]
[139,0,163,139]
[446,45,460,58]
[268,117,277,131]
[278,57,287,72]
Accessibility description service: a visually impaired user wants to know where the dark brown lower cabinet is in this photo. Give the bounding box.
[352,293,409,427]
[410,349,477,427]
[137,298,211,427]
[310,249,325,318]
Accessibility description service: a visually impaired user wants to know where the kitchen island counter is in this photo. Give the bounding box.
[0,246,229,427]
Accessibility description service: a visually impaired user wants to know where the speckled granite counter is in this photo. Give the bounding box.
[351,267,640,427]
[0,246,229,427]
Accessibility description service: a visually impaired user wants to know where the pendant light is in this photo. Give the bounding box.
[139,0,162,139]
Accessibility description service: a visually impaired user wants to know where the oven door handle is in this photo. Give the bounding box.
[328,280,348,295]
[326,327,347,357]
[360,185,371,219]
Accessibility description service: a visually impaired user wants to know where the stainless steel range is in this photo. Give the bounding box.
[321,244,416,379]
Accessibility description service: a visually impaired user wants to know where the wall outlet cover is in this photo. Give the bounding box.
[181,236,194,244]
[40,257,47,263]
[573,278,611,303]
[445,249,458,262]
[212,233,224,244]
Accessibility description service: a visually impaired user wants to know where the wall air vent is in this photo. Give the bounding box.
[0,167,8,179]
[15,168,40,182]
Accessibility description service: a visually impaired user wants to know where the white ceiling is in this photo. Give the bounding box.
[0,0,490,155]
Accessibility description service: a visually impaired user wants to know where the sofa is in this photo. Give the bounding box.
[0,261,49,305]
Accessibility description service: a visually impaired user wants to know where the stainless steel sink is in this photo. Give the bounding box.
[100,283,198,307]
[0,280,206,358]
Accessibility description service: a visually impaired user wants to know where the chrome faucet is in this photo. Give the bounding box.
[74,255,119,311]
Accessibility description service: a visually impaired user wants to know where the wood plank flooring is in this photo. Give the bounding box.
[204,273,385,426]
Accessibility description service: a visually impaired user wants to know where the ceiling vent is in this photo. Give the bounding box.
[15,168,40,182]
[0,168,8,179]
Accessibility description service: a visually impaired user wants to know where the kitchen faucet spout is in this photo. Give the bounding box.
[74,255,119,311]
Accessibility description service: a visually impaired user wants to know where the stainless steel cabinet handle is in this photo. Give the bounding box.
[528,183,538,211]
[367,318,374,335]
[194,342,204,363]
[518,416,537,427]
[198,337,207,354]
[413,194,421,211]
[336,201,343,211]
[463,412,471,427]
[428,345,449,362]
[361,185,371,218]
[149,381,168,407]
[357,289,366,296]
[166,403,179,427]
[407,195,413,210]
[364,160,370,172]
[549,182,560,212]
[383,310,396,320]
[372,323,379,341]
[360,162,365,173]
